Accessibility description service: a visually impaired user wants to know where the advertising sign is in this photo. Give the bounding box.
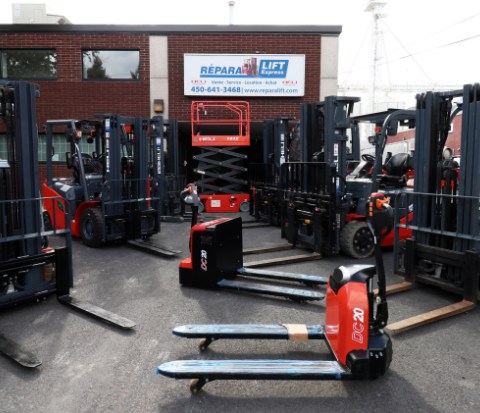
[184,54,305,97]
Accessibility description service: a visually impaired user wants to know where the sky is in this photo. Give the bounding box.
[1,0,480,108]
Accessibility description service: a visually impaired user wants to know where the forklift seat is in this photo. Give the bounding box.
[380,153,413,188]
[383,152,413,176]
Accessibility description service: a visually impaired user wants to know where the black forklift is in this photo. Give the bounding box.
[280,96,361,257]
[41,115,180,257]
[157,192,394,392]
[386,84,480,333]
[0,80,135,368]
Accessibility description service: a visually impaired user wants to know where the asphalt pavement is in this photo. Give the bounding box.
[1,213,479,413]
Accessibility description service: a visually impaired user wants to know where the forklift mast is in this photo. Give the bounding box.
[99,114,155,220]
[300,96,360,166]
[159,117,186,218]
[384,84,479,334]
[248,117,296,225]
[0,80,72,308]
[249,97,361,230]
[264,116,295,169]
[394,84,480,298]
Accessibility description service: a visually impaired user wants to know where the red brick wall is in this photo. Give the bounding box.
[39,163,70,184]
[2,29,328,187]
[168,34,322,123]
[0,32,150,132]
[2,31,323,127]
[387,115,462,155]
[1,31,151,181]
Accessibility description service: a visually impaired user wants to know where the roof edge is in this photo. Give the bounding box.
[0,23,342,35]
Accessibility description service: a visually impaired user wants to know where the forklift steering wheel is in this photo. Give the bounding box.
[362,153,376,163]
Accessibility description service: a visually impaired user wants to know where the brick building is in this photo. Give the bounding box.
[0,24,342,179]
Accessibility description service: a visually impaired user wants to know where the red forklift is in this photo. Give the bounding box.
[341,108,416,257]
[41,115,180,257]
[0,81,135,368]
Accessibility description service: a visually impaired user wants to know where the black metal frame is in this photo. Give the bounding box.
[0,80,52,308]
[194,146,249,195]
[281,162,340,255]
[160,118,186,219]
[394,192,479,302]
[249,117,294,225]
[396,86,479,290]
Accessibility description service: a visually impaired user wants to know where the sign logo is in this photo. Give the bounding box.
[200,58,289,79]
[258,60,289,77]
[185,53,305,97]
[352,307,365,344]
[200,249,208,272]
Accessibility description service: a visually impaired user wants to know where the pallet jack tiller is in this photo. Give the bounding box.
[157,192,393,393]
[178,183,327,302]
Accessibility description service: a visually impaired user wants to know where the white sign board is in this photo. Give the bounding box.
[184,54,305,97]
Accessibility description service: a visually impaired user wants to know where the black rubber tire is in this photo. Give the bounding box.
[340,220,375,259]
[42,210,53,231]
[239,200,250,212]
[80,208,104,247]
[141,214,156,240]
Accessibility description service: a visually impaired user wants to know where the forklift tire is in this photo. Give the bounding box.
[80,208,104,248]
[42,210,53,231]
[340,220,374,259]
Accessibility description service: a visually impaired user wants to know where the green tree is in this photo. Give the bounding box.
[83,51,109,79]
[3,50,56,79]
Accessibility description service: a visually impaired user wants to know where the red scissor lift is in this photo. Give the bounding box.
[191,101,250,213]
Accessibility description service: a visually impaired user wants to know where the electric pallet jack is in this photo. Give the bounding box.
[156,192,393,392]
[178,184,327,302]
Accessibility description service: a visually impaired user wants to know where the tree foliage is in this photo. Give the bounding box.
[83,51,110,79]
[2,50,57,79]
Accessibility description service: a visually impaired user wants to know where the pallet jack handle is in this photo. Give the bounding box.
[180,183,200,228]
[367,193,393,330]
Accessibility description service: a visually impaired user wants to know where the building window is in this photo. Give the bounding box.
[82,50,140,80]
[0,134,96,163]
[0,49,57,79]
